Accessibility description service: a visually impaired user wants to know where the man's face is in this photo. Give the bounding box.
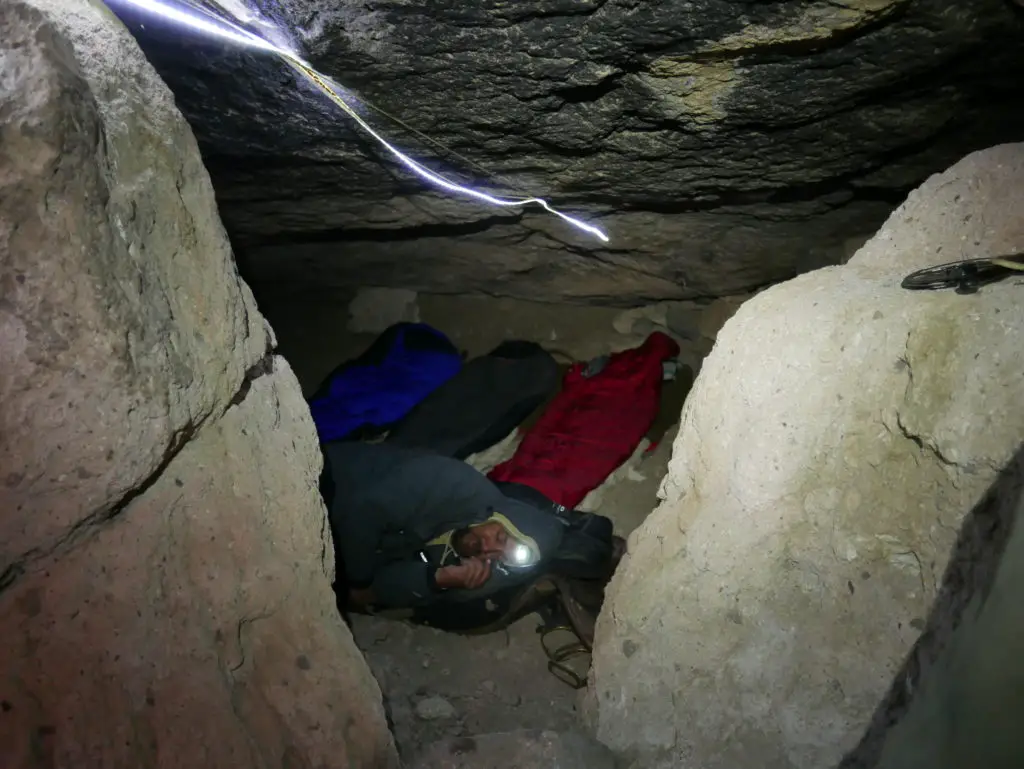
[453,521,509,560]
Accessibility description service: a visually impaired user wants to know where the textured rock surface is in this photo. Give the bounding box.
[1,0,268,576]
[1,366,398,767]
[585,142,1024,768]
[408,730,619,769]
[868,447,1024,769]
[112,0,1024,303]
[0,1,397,765]
[348,287,421,334]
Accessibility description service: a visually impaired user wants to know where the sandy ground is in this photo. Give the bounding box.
[250,283,733,760]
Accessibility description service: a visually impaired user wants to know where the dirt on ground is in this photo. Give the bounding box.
[250,283,742,760]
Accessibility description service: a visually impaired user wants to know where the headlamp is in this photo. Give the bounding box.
[495,540,538,576]
[510,543,532,566]
[482,512,542,575]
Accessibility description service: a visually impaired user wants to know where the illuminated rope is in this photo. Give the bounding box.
[107,0,610,242]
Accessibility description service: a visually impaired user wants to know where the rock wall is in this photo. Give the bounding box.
[585,143,1024,768]
[864,445,1024,769]
[117,0,1024,303]
[0,1,397,766]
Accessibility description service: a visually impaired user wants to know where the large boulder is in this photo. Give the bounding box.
[0,0,397,765]
[585,143,1024,768]
[115,0,1024,303]
[866,444,1024,769]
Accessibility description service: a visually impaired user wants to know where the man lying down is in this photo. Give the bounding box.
[320,440,624,642]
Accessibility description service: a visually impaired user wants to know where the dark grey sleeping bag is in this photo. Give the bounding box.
[384,340,560,459]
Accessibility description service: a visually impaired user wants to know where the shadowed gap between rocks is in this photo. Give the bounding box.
[838,441,1024,768]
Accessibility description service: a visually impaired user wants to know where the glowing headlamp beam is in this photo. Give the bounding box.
[280,57,610,242]
[109,0,610,243]
[510,543,532,565]
[112,0,282,53]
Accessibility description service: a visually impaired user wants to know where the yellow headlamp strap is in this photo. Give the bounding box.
[426,531,457,564]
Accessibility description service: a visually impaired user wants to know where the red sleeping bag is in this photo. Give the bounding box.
[488,331,680,509]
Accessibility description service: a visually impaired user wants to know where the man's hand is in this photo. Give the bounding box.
[435,558,492,590]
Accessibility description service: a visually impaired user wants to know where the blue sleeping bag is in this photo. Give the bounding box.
[308,322,462,442]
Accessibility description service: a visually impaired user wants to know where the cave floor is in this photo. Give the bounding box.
[252,284,691,760]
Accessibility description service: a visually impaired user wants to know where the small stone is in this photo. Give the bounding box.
[414,695,457,721]
[480,680,498,694]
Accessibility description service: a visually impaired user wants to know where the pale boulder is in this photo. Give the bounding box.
[1,366,398,767]
[867,447,1024,769]
[587,143,1024,768]
[0,1,397,765]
